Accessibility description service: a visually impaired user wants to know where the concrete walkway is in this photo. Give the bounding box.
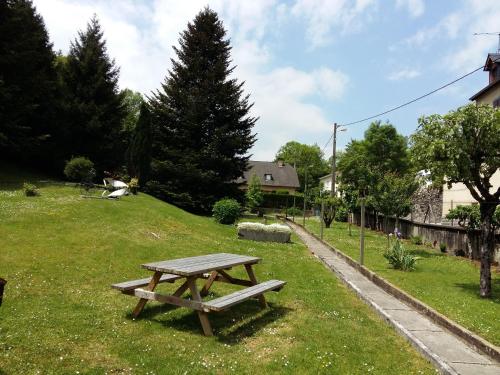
[288,221,500,375]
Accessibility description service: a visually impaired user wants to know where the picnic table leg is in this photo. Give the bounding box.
[245,264,267,308]
[132,271,162,318]
[200,271,218,297]
[187,277,213,336]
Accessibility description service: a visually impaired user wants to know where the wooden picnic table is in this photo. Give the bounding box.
[112,253,286,336]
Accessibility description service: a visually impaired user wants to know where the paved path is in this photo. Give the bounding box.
[288,221,500,375]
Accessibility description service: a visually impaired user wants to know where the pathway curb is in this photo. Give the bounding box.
[283,218,500,364]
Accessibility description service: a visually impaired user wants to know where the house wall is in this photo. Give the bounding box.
[442,171,500,217]
[319,175,340,195]
[476,84,500,107]
[239,184,297,194]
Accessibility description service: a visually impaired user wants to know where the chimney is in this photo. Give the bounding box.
[277,160,284,167]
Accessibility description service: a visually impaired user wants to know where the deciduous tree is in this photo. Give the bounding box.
[275,141,329,191]
[411,104,500,297]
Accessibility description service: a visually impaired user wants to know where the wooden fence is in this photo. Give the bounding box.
[352,212,500,262]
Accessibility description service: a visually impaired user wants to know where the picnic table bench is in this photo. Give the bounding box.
[112,253,286,336]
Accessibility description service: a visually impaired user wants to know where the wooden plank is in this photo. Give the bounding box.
[201,273,254,287]
[132,271,162,318]
[200,271,218,297]
[187,277,213,336]
[133,288,203,310]
[142,253,261,276]
[245,264,267,308]
[111,273,181,291]
[203,280,286,312]
[173,279,190,297]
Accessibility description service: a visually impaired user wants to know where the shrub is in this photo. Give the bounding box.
[212,198,241,224]
[129,177,139,195]
[237,222,291,234]
[439,243,447,253]
[23,182,39,197]
[245,174,263,213]
[64,157,95,182]
[287,206,302,217]
[335,204,349,222]
[410,235,423,245]
[384,240,420,271]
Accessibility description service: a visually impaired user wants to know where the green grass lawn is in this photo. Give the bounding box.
[304,218,500,346]
[0,168,436,374]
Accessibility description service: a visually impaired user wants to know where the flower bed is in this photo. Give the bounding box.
[237,222,291,243]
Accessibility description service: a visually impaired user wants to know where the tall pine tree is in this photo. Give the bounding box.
[0,0,60,168]
[63,16,125,174]
[149,8,256,212]
[128,102,152,184]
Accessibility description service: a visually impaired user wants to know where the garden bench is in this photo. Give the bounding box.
[111,273,181,292]
[112,253,286,336]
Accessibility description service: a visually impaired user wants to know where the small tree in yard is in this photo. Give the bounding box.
[411,104,500,297]
[372,173,419,243]
[246,174,263,213]
[317,195,342,228]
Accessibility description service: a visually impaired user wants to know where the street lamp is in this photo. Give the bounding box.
[331,123,347,197]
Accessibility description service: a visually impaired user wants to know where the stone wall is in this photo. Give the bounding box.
[407,187,443,224]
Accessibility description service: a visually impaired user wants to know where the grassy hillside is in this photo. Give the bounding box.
[0,167,435,374]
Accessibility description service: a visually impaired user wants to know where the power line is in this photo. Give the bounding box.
[319,56,500,157]
[338,56,500,127]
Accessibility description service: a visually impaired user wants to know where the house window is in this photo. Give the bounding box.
[264,174,273,181]
[493,97,500,108]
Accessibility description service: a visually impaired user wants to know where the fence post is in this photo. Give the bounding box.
[360,197,365,265]
[320,199,324,239]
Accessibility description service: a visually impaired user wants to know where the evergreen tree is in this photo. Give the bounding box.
[128,102,152,184]
[63,16,125,174]
[0,0,59,168]
[149,7,256,212]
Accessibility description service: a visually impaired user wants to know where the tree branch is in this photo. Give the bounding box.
[463,181,484,202]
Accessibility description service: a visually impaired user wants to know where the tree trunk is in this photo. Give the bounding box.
[479,202,497,298]
[348,211,352,236]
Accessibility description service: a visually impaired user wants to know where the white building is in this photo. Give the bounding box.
[319,173,340,196]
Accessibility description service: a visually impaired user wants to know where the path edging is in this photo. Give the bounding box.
[283,217,500,363]
[314,252,458,375]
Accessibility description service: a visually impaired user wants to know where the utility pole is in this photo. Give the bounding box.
[360,196,365,265]
[331,123,338,197]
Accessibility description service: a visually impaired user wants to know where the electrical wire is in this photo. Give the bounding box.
[339,56,500,127]
[320,56,500,155]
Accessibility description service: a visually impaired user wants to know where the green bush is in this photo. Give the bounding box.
[23,182,39,197]
[335,204,349,222]
[212,198,241,224]
[64,157,95,182]
[384,240,420,271]
[129,177,139,195]
[286,206,303,217]
[439,243,447,253]
[410,235,423,245]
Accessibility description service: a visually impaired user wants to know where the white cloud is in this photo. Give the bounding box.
[395,0,500,72]
[33,0,349,160]
[291,0,377,48]
[387,68,421,81]
[395,0,425,18]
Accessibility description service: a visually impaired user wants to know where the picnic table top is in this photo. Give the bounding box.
[141,253,261,276]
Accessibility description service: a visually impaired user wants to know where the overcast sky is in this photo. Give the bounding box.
[33,0,500,160]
